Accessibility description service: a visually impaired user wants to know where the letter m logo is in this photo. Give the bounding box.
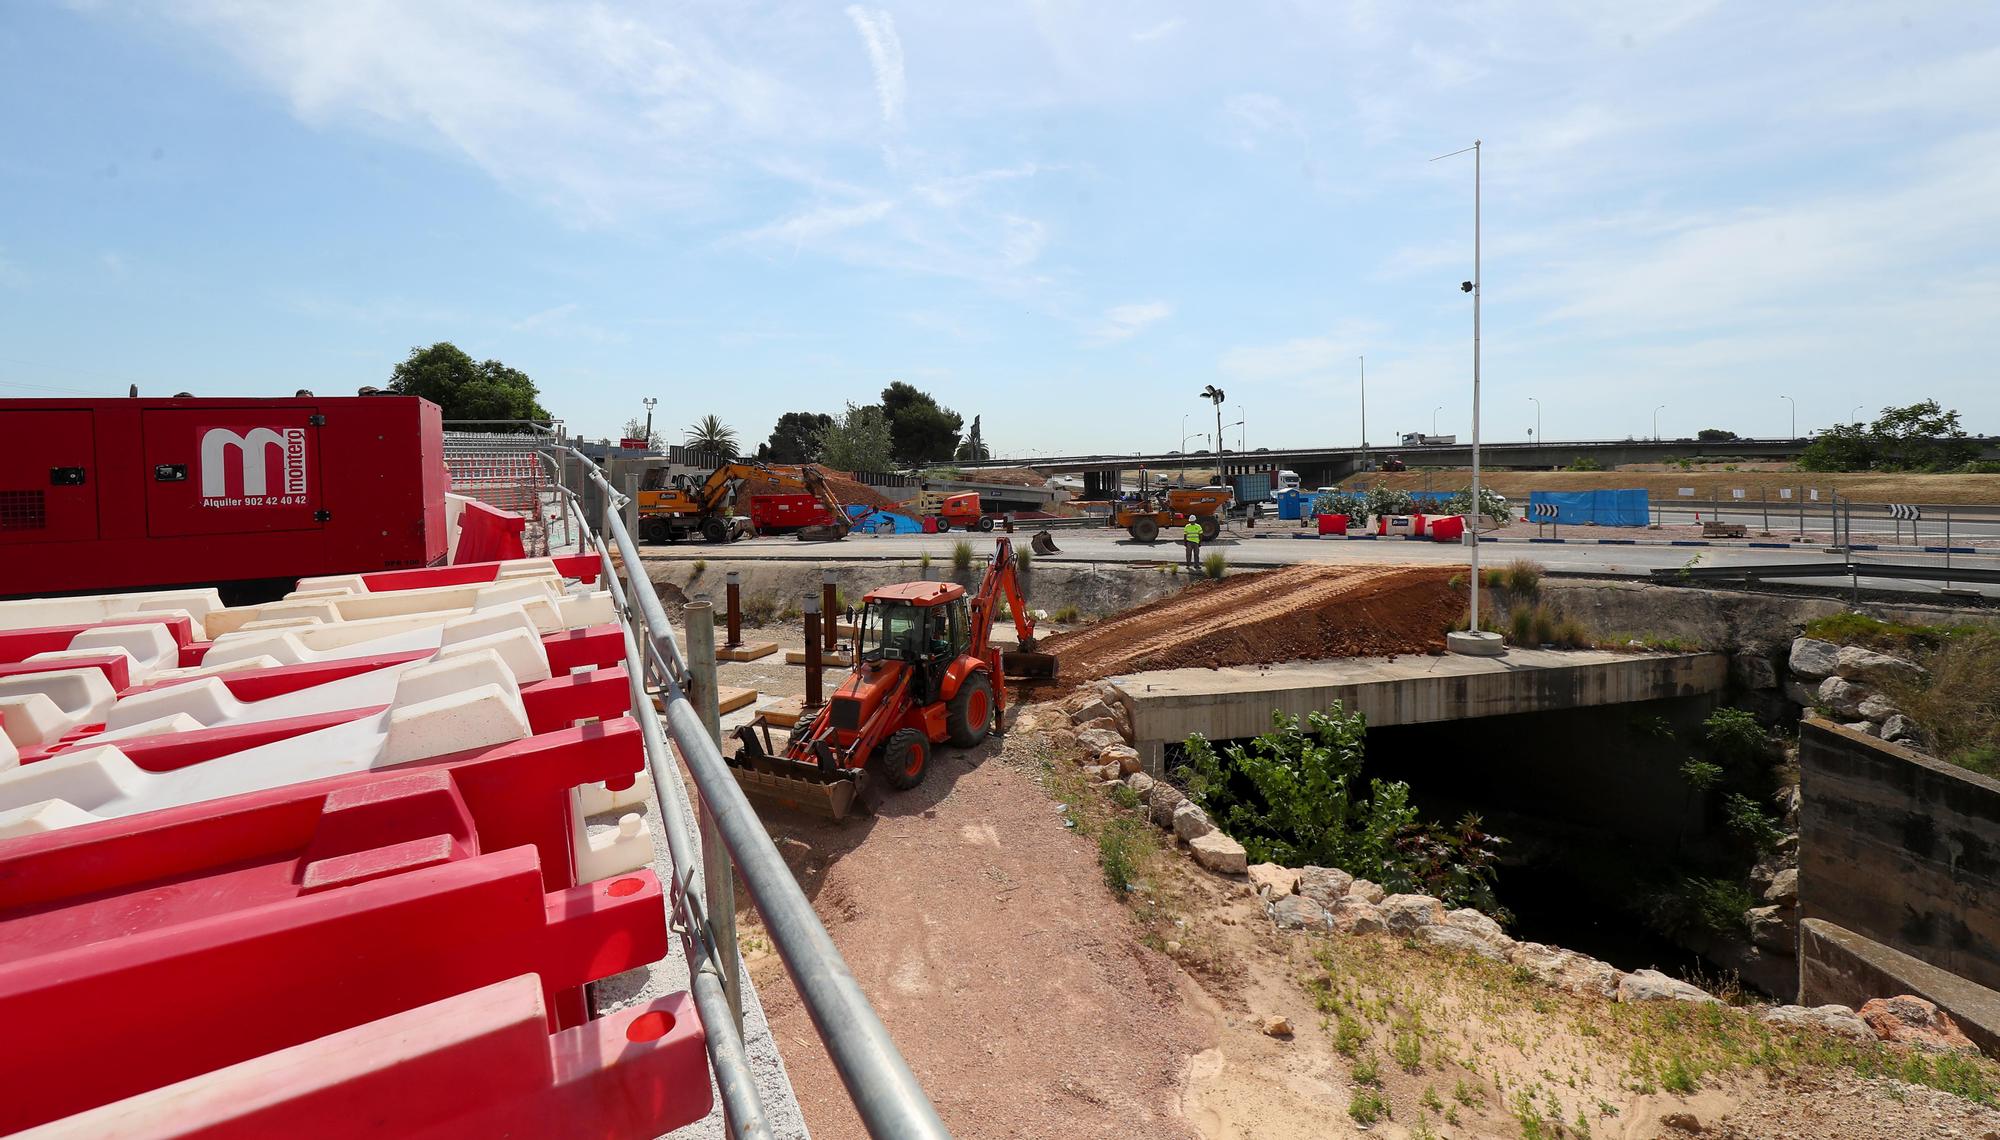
[200,427,309,499]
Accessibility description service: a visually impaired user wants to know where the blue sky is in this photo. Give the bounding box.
[3,2,1996,457]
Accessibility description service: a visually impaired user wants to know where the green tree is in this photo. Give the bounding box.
[684,414,739,460]
[881,381,964,466]
[387,342,549,423]
[955,414,990,461]
[1696,428,1739,442]
[818,403,895,473]
[758,411,832,464]
[1797,400,1980,472]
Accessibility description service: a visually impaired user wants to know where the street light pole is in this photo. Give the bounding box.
[1433,405,1443,437]
[1781,394,1795,438]
[1653,404,1665,441]
[1529,396,1541,450]
[1434,139,1498,656]
[1358,355,1368,470]
[1238,404,1246,453]
[642,396,658,447]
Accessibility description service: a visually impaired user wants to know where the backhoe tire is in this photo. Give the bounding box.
[701,518,729,544]
[935,517,951,533]
[880,728,932,791]
[1128,516,1160,543]
[639,517,670,544]
[945,672,994,748]
[976,515,994,532]
[1198,515,1220,542]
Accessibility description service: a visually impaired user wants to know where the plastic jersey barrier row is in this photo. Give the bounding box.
[0,614,193,667]
[0,647,543,828]
[18,664,631,769]
[191,596,614,672]
[0,587,222,638]
[0,833,669,1133]
[18,976,709,1140]
[293,552,602,595]
[200,575,582,639]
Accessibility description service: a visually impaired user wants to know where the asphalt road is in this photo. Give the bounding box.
[641,525,2000,599]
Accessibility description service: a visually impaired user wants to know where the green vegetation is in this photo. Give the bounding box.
[1503,602,1591,648]
[956,414,990,461]
[741,593,779,626]
[388,342,549,423]
[757,411,833,464]
[1097,817,1144,893]
[1797,399,1982,472]
[881,381,965,466]
[1050,603,1081,623]
[1015,546,1032,573]
[918,550,933,572]
[818,402,896,472]
[1565,455,1603,471]
[1347,1087,1388,1125]
[1697,428,1739,442]
[1312,488,1372,523]
[1178,705,1507,914]
[1201,550,1226,580]
[950,538,975,576]
[690,559,706,575]
[1801,614,2000,776]
[683,414,739,459]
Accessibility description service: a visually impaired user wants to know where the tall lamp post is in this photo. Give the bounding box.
[1432,405,1443,437]
[642,396,658,448]
[1528,396,1541,449]
[1653,404,1666,441]
[1199,385,1226,479]
[1435,139,1499,656]
[1358,355,1369,470]
[1781,394,1795,438]
[1237,404,1247,453]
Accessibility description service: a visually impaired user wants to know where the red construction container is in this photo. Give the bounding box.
[748,492,834,534]
[0,395,447,597]
[1316,513,1349,536]
[1429,514,1467,542]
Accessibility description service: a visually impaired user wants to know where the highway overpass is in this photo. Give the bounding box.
[961,436,2000,496]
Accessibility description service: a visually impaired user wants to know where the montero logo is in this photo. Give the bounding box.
[200,426,309,505]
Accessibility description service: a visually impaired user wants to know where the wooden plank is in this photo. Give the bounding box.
[783,650,853,667]
[718,643,779,662]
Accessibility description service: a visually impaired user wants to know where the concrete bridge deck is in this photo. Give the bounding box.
[1110,649,1726,772]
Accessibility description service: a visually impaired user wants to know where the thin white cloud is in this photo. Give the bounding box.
[845,6,906,127]
[98,251,128,277]
[1220,336,1349,380]
[741,199,897,251]
[1086,301,1172,346]
[1219,92,1304,151]
[1132,18,1183,43]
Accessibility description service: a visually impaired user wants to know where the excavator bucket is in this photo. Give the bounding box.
[727,722,866,821]
[1029,530,1061,556]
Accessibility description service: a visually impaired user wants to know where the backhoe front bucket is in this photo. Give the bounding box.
[727,722,865,820]
[1030,530,1060,556]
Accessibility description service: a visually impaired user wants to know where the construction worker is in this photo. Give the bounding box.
[1182,516,1203,568]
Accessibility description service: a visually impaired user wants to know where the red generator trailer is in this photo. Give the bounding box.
[748,492,834,535]
[0,395,447,599]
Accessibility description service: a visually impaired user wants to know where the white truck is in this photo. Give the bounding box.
[1400,433,1457,446]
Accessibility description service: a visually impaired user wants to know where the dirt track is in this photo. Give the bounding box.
[1037,564,1465,685]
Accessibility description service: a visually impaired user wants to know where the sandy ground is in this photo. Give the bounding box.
[740,726,1207,1139]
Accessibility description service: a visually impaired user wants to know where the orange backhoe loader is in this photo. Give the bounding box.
[727,537,1056,819]
[1109,486,1230,543]
[637,459,850,543]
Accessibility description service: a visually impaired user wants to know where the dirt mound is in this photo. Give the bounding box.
[736,467,912,516]
[1038,564,1465,686]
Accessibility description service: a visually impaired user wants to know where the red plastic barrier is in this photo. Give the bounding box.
[0,615,193,667]
[0,833,666,1133]
[1429,514,1467,542]
[454,500,529,565]
[356,553,601,593]
[1316,513,1349,536]
[0,653,131,691]
[32,976,710,1139]
[22,665,631,768]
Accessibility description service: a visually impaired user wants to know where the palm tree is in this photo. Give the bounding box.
[685,414,739,460]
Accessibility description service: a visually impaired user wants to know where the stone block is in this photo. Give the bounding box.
[1189,831,1248,875]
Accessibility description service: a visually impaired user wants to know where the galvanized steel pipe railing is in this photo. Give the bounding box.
[545,448,950,1140]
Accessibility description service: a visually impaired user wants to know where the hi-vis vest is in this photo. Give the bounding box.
[1184,520,1203,542]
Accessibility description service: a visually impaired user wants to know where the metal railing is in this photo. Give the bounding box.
[542,447,949,1140]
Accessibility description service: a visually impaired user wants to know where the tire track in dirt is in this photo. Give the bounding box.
[1038,564,1466,685]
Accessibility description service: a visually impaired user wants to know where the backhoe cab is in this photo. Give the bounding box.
[728,537,1055,819]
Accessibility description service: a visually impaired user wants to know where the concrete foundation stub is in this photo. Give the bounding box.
[1447,630,1506,657]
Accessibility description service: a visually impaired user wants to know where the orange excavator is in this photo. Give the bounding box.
[727,537,1056,818]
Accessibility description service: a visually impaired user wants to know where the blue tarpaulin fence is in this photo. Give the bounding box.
[1527,489,1650,527]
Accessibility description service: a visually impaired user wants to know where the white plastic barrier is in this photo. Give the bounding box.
[573,791,655,882]
[201,603,548,669]
[0,669,119,748]
[93,626,549,734]
[0,649,532,825]
[202,578,566,639]
[0,589,222,639]
[22,622,182,683]
[295,557,567,596]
